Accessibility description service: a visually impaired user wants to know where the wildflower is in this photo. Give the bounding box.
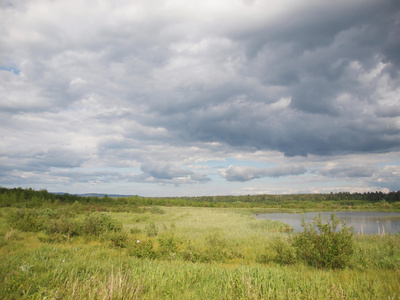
[137,240,140,243]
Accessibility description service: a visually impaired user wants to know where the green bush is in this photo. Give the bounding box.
[257,238,296,265]
[6,208,77,235]
[270,238,297,265]
[128,239,156,259]
[293,214,353,269]
[45,217,80,237]
[202,231,243,262]
[6,209,45,232]
[80,213,122,236]
[101,231,128,248]
[7,209,123,241]
[158,233,180,259]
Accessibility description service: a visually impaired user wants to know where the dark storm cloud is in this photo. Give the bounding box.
[139,0,400,157]
[1,0,400,194]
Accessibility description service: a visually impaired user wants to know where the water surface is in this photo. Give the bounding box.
[254,211,400,234]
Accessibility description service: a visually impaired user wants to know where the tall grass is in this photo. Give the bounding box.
[1,206,400,299]
[1,243,399,299]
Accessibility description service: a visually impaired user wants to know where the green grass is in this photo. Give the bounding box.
[1,206,400,299]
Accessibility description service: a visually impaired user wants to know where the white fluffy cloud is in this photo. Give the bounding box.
[221,165,307,182]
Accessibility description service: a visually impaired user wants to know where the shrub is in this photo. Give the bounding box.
[158,233,180,259]
[270,238,297,265]
[6,208,77,234]
[80,213,122,236]
[101,231,128,248]
[257,238,296,265]
[293,214,353,269]
[128,239,156,259]
[45,217,80,237]
[180,249,203,263]
[7,209,123,242]
[6,209,45,232]
[202,231,243,262]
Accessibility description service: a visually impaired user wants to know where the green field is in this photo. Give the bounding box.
[1,188,400,299]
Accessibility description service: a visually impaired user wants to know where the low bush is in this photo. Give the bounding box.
[293,213,353,269]
[158,233,180,260]
[180,249,204,263]
[45,217,80,237]
[6,209,45,232]
[128,239,156,259]
[80,213,122,236]
[257,214,354,269]
[270,238,297,265]
[101,231,128,248]
[202,231,243,262]
[6,209,123,242]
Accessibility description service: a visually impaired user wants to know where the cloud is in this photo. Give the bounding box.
[370,165,400,191]
[221,165,307,182]
[137,161,210,185]
[319,165,378,178]
[1,0,400,195]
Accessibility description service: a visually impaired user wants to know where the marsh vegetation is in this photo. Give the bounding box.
[1,188,400,299]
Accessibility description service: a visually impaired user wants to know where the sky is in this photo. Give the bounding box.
[1,0,400,197]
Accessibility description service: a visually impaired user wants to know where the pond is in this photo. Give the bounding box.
[254,211,400,234]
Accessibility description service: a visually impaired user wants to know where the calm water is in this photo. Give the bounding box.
[254,211,400,234]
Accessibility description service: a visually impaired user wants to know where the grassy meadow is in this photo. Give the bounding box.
[1,205,400,299]
[1,188,400,299]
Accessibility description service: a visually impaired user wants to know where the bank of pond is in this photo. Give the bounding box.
[255,211,400,234]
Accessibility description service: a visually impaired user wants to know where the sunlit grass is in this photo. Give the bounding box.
[1,206,400,299]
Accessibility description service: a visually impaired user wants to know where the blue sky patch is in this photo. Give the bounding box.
[0,66,20,75]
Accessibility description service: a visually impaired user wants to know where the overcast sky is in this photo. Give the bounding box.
[1,0,400,196]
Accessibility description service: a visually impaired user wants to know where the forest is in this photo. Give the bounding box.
[1,187,399,210]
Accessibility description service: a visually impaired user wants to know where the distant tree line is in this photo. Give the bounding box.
[0,187,399,209]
